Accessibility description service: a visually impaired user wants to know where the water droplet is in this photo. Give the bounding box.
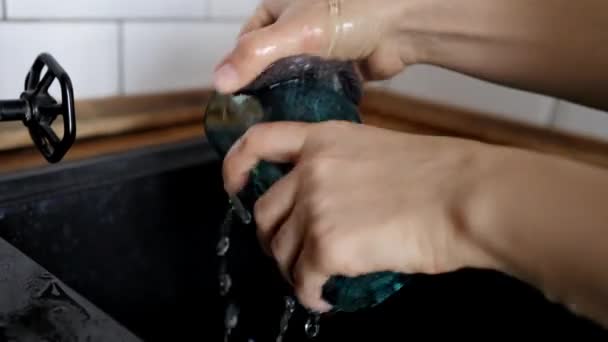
[50,284,60,296]
[221,208,234,233]
[225,303,239,329]
[51,305,67,314]
[39,272,53,280]
[217,237,230,256]
[276,297,297,342]
[285,296,296,312]
[224,302,240,342]
[229,196,252,224]
[304,313,320,338]
[219,273,232,296]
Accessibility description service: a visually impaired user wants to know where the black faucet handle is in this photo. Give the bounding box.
[21,53,76,163]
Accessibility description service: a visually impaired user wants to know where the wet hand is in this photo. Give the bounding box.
[222,121,498,312]
[213,0,418,94]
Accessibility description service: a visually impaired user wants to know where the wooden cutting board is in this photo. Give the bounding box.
[1,88,608,174]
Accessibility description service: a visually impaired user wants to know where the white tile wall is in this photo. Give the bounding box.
[123,22,241,94]
[210,0,258,18]
[6,0,207,19]
[0,1,4,19]
[551,101,608,141]
[388,65,556,126]
[0,23,119,99]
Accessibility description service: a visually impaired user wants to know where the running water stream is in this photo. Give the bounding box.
[216,199,321,341]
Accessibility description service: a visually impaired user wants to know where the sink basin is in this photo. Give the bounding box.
[0,138,606,341]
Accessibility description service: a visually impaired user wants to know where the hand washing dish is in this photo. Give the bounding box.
[0,52,605,341]
[0,94,604,341]
[203,54,410,339]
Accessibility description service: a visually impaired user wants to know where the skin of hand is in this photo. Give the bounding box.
[216,0,608,326]
[222,120,501,312]
[215,0,608,111]
[222,120,608,328]
[213,0,417,94]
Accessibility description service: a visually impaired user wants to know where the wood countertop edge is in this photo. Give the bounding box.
[361,89,608,168]
[1,87,608,175]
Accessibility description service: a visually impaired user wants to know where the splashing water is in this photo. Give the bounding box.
[276,296,296,342]
[304,313,321,338]
[224,301,239,342]
[216,198,324,341]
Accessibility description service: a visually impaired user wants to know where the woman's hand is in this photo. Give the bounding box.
[222,121,498,312]
[213,0,419,94]
[215,0,608,111]
[223,119,608,326]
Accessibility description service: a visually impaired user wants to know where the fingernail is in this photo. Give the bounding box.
[308,300,332,313]
[214,63,239,93]
[318,300,333,313]
[223,171,248,197]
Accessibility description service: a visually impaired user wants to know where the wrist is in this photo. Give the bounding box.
[461,146,608,328]
[393,0,527,67]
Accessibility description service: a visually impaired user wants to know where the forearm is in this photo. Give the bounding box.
[465,146,608,327]
[401,0,608,111]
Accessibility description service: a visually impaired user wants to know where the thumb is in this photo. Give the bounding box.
[213,21,329,94]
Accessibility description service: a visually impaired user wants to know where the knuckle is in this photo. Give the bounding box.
[308,219,329,243]
[292,268,307,296]
[234,34,259,61]
[311,190,332,218]
[300,183,334,223]
[306,225,340,269]
[270,235,281,257]
[236,124,268,155]
[238,126,259,153]
[304,157,332,185]
[300,191,325,224]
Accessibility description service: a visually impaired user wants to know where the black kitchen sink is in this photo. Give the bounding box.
[0,138,607,341]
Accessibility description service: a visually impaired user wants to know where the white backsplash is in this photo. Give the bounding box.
[551,100,608,141]
[388,65,556,126]
[0,0,607,140]
[209,0,258,18]
[0,22,119,99]
[123,22,241,94]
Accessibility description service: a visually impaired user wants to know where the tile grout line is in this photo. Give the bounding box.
[205,0,212,19]
[117,20,125,95]
[2,0,7,20]
[544,98,559,127]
